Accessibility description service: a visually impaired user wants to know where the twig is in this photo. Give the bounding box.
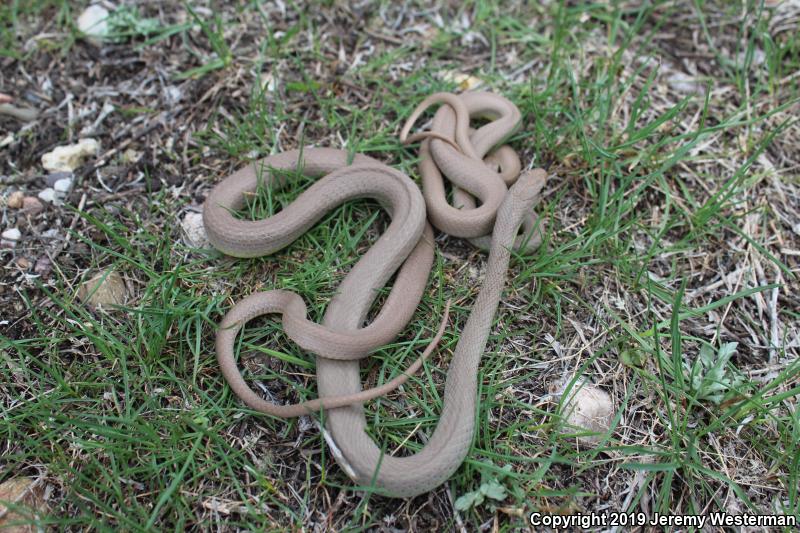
[768,265,781,363]
[0,103,39,121]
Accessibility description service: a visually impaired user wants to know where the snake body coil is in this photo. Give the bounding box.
[204,92,545,497]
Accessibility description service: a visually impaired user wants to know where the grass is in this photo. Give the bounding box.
[1,0,799,530]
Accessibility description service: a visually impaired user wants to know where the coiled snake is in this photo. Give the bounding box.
[204,91,546,497]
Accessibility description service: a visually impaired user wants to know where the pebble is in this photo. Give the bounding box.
[16,256,31,269]
[7,190,24,209]
[22,196,44,215]
[555,379,614,446]
[163,86,183,108]
[53,177,73,200]
[77,270,128,309]
[76,4,110,46]
[34,256,52,277]
[1,227,21,248]
[41,138,99,172]
[0,477,46,531]
[38,188,56,203]
[46,171,73,187]
[181,212,210,248]
[41,228,59,240]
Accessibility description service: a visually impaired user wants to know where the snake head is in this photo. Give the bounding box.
[510,168,547,204]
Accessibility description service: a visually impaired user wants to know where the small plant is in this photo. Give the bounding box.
[106,6,160,42]
[684,342,743,404]
[454,462,513,511]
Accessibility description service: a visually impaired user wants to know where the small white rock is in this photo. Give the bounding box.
[181,212,209,248]
[38,188,56,203]
[163,86,183,108]
[46,171,73,187]
[1,227,21,248]
[556,379,614,446]
[77,4,110,46]
[53,177,73,199]
[41,138,99,172]
[2,227,21,242]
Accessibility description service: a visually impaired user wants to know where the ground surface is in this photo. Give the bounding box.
[1,1,799,531]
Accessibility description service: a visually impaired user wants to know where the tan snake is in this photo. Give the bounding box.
[204,91,546,497]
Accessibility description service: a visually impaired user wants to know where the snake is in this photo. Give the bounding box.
[204,91,546,498]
